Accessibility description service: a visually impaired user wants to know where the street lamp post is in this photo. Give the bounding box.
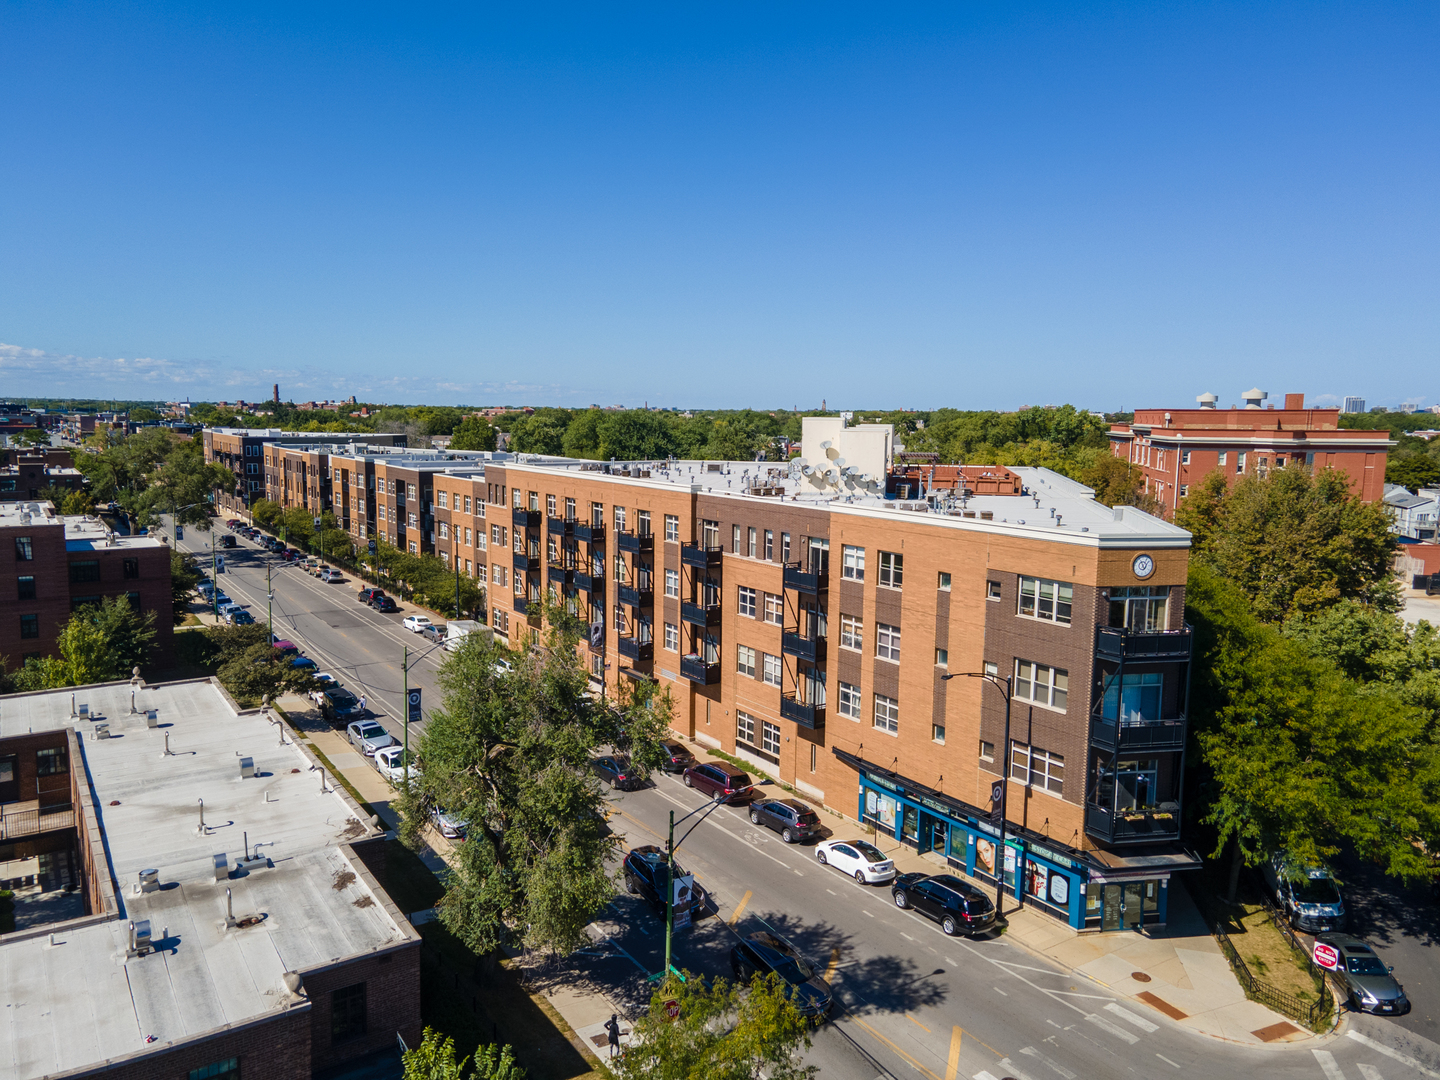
[941,670,1013,914]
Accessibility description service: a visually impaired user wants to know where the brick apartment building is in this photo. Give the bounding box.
[0,448,84,502]
[202,428,406,521]
[0,678,421,1080]
[1,501,174,671]
[1109,389,1393,517]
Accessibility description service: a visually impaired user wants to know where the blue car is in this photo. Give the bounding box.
[291,657,317,671]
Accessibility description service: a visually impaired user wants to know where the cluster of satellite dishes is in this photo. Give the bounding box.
[786,440,883,496]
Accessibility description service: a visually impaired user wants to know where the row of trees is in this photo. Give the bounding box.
[0,598,158,692]
[69,426,233,536]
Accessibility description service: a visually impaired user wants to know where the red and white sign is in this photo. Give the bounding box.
[1313,942,1339,970]
[664,999,681,1021]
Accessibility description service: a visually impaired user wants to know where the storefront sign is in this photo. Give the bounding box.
[868,774,899,794]
[1025,841,1075,871]
[865,790,878,816]
[1049,873,1070,906]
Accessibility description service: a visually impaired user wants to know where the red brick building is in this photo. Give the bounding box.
[1108,390,1393,517]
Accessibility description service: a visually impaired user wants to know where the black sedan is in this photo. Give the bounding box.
[658,739,696,773]
[593,754,643,791]
[372,596,398,613]
[1317,934,1410,1015]
[892,872,997,937]
[729,931,833,1020]
[622,845,707,917]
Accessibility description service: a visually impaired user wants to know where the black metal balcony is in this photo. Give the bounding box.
[1090,717,1187,752]
[547,565,573,585]
[514,595,531,615]
[619,584,653,608]
[782,631,826,662]
[681,600,722,627]
[618,637,653,662]
[1095,624,1192,661]
[1084,804,1181,844]
[574,571,602,593]
[680,654,721,685]
[616,531,654,553]
[547,516,573,536]
[783,562,827,593]
[780,694,823,729]
[513,552,537,572]
[513,509,542,528]
[574,522,605,543]
[681,543,724,569]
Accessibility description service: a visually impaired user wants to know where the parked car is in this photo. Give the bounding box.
[212,592,232,609]
[749,798,820,843]
[319,688,363,724]
[290,656,317,672]
[593,754,643,791]
[372,596,398,613]
[658,739,695,773]
[1316,933,1409,1015]
[493,658,514,675]
[346,719,396,756]
[359,588,386,604]
[272,639,299,656]
[891,873,996,937]
[197,582,215,601]
[227,610,255,625]
[622,845,708,916]
[422,623,447,643]
[729,931,832,1020]
[319,569,343,583]
[430,806,466,840]
[682,761,753,804]
[375,745,420,785]
[219,534,237,548]
[815,839,897,885]
[311,673,338,690]
[403,615,434,633]
[1261,853,1347,932]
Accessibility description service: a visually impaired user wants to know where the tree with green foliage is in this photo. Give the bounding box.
[16,427,52,448]
[613,971,816,1080]
[598,411,675,460]
[1387,455,1440,494]
[560,409,604,459]
[84,596,159,674]
[172,550,203,623]
[508,408,573,455]
[395,616,672,955]
[9,597,157,689]
[129,407,161,423]
[213,631,316,706]
[251,499,284,529]
[449,416,498,452]
[136,436,232,532]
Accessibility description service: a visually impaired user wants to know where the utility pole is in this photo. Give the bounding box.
[267,559,274,643]
[402,643,410,784]
[665,810,676,980]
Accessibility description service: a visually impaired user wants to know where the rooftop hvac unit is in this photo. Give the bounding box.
[77,703,90,719]
[239,757,255,779]
[213,853,230,882]
[95,722,110,739]
[138,868,160,894]
[129,919,152,957]
[145,709,159,728]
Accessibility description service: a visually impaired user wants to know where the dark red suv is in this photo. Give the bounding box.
[682,761,753,804]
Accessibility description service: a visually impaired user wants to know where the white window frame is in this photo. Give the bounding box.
[764,593,783,625]
[840,614,863,651]
[737,644,756,678]
[762,652,782,687]
[837,681,862,719]
[1010,742,1064,795]
[737,710,756,745]
[664,568,679,597]
[878,550,903,589]
[738,586,757,618]
[761,720,781,756]
[665,514,679,542]
[1018,577,1073,625]
[842,545,865,580]
[664,622,679,652]
[1014,659,1069,712]
[876,622,900,662]
[873,693,899,734]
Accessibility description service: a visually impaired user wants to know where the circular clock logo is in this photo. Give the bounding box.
[1132,553,1155,580]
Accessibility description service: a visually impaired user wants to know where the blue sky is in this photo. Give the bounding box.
[1,2,1436,410]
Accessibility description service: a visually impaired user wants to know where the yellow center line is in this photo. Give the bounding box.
[823,946,841,983]
[846,1016,945,1080]
[727,889,752,925]
[945,1025,963,1080]
[908,1013,931,1033]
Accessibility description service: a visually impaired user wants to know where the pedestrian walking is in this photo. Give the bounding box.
[357,694,367,713]
[604,1014,621,1058]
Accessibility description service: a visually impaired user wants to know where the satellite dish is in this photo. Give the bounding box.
[802,466,813,476]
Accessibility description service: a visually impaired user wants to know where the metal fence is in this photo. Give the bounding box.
[1213,893,1334,1030]
[0,804,75,840]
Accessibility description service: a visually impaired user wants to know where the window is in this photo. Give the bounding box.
[842,545,865,580]
[781,532,791,562]
[36,746,66,776]
[409,484,418,500]
[935,648,948,667]
[840,613,863,651]
[379,505,387,522]
[738,586,757,617]
[1018,577,1073,625]
[664,514,679,542]
[439,522,449,539]
[512,488,522,509]
[1103,671,1164,723]
[1180,450,1191,465]
[937,571,951,591]
[189,1059,239,1080]
[614,554,626,582]
[664,568,679,597]
[409,541,418,554]
[465,527,473,546]
[986,580,1002,601]
[876,622,900,662]
[737,711,756,745]
[1179,484,1189,498]
[932,724,946,744]
[764,530,773,560]
[664,622,679,651]
[761,720,781,756]
[465,495,473,513]
[123,558,139,579]
[1109,585,1169,632]
[838,682,862,719]
[20,614,39,639]
[69,560,100,584]
[762,652,782,686]
[614,506,626,532]
[331,983,368,1043]
[979,740,995,762]
[1218,451,1228,466]
[873,693,899,733]
[737,645,756,677]
[878,551,903,588]
[592,502,605,526]
[17,576,36,600]
[438,491,449,508]
[1014,660,1068,711]
[1236,452,1246,474]
[408,513,417,529]
[1010,742,1064,794]
[14,536,32,561]
[637,510,651,536]
[763,593,783,625]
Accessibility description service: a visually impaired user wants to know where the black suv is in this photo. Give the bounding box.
[658,739,696,773]
[320,688,363,724]
[729,931,833,1020]
[749,798,819,843]
[593,754,643,791]
[622,845,708,917]
[892,873,996,937]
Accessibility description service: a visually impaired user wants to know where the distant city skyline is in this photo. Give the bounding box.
[2,5,1436,407]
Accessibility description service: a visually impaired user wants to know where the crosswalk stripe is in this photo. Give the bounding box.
[973,1072,1002,1080]
[1104,1001,1159,1032]
[1020,1046,1077,1079]
[1358,1065,1385,1080]
[996,1058,1039,1080]
[1085,1012,1140,1044]
[1347,1031,1440,1080]
[1312,1050,1346,1080]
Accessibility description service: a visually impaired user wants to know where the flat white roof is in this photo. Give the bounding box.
[0,680,406,1080]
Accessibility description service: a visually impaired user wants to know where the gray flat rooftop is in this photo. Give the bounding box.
[0,680,405,1080]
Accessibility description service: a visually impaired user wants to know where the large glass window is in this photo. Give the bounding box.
[1018,577,1073,625]
[738,586,757,617]
[762,652,782,686]
[737,710,756,745]
[878,551,903,588]
[1014,660,1068,711]
[876,623,900,662]
[1109,586,1169,632]
[1010,742,1064,794]
[330,983,368,1044]
[837,681,862,719]
[189,1058,239,1080]
[69,560,100,584]
[842,545,865,580]
[1103,672,1164,723]
[17,576,36,600]
[840,614,863,650]
[873,693,899,733]
[36,746,67,776]
[761,720,782,756]
[736,645,756,677]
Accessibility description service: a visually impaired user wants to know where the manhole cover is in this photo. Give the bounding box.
[1131,971,1152,983]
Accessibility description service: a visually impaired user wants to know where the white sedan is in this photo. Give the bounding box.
[403,615,433,633]
[815,838,897,885]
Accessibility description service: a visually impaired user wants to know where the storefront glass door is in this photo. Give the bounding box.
[1123,883,1144,928]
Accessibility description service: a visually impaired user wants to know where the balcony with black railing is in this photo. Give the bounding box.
[783,561,827,593]
[547,516,574,536]
[618,636,654,663]
[513,509,542,528]
[513,552,537,572]
[681,600,722,627]
[619,584,653,608]
[616,531,654,554]
[574,522,605,543]
[681,543,724,569]
[1096,624,1192,661]
[1085,804,1181,844]
[574,571,602,593]
[547,565,573,585]
[1090,716,1187,752]
[680,654,721,685]
[781,631,826,662]
[780,694,823,729]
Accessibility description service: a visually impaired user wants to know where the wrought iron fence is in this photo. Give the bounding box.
[1214,921,1333,1029]
[0,804,75,840]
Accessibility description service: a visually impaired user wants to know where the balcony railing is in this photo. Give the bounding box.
[574,571,602,593]
[1084,804,1182,844]
[513,509,542,528]
[781,631,825,662]
[780,694,824,729]
[619,584,653,608]
[616,531,654,553]
[1096,624,1193,661]
[681,600,722,627]
[681,543,724,569]
[1090,717,1187,752]
[618,637,654,662]
[547,565,573,585]
[513,552,538,572]
[574,522,605,543]
[546,516,574,536]
[680,654,721,685]
[514,594,531,615]
[783,562,827,593]
[0,803,75,840]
